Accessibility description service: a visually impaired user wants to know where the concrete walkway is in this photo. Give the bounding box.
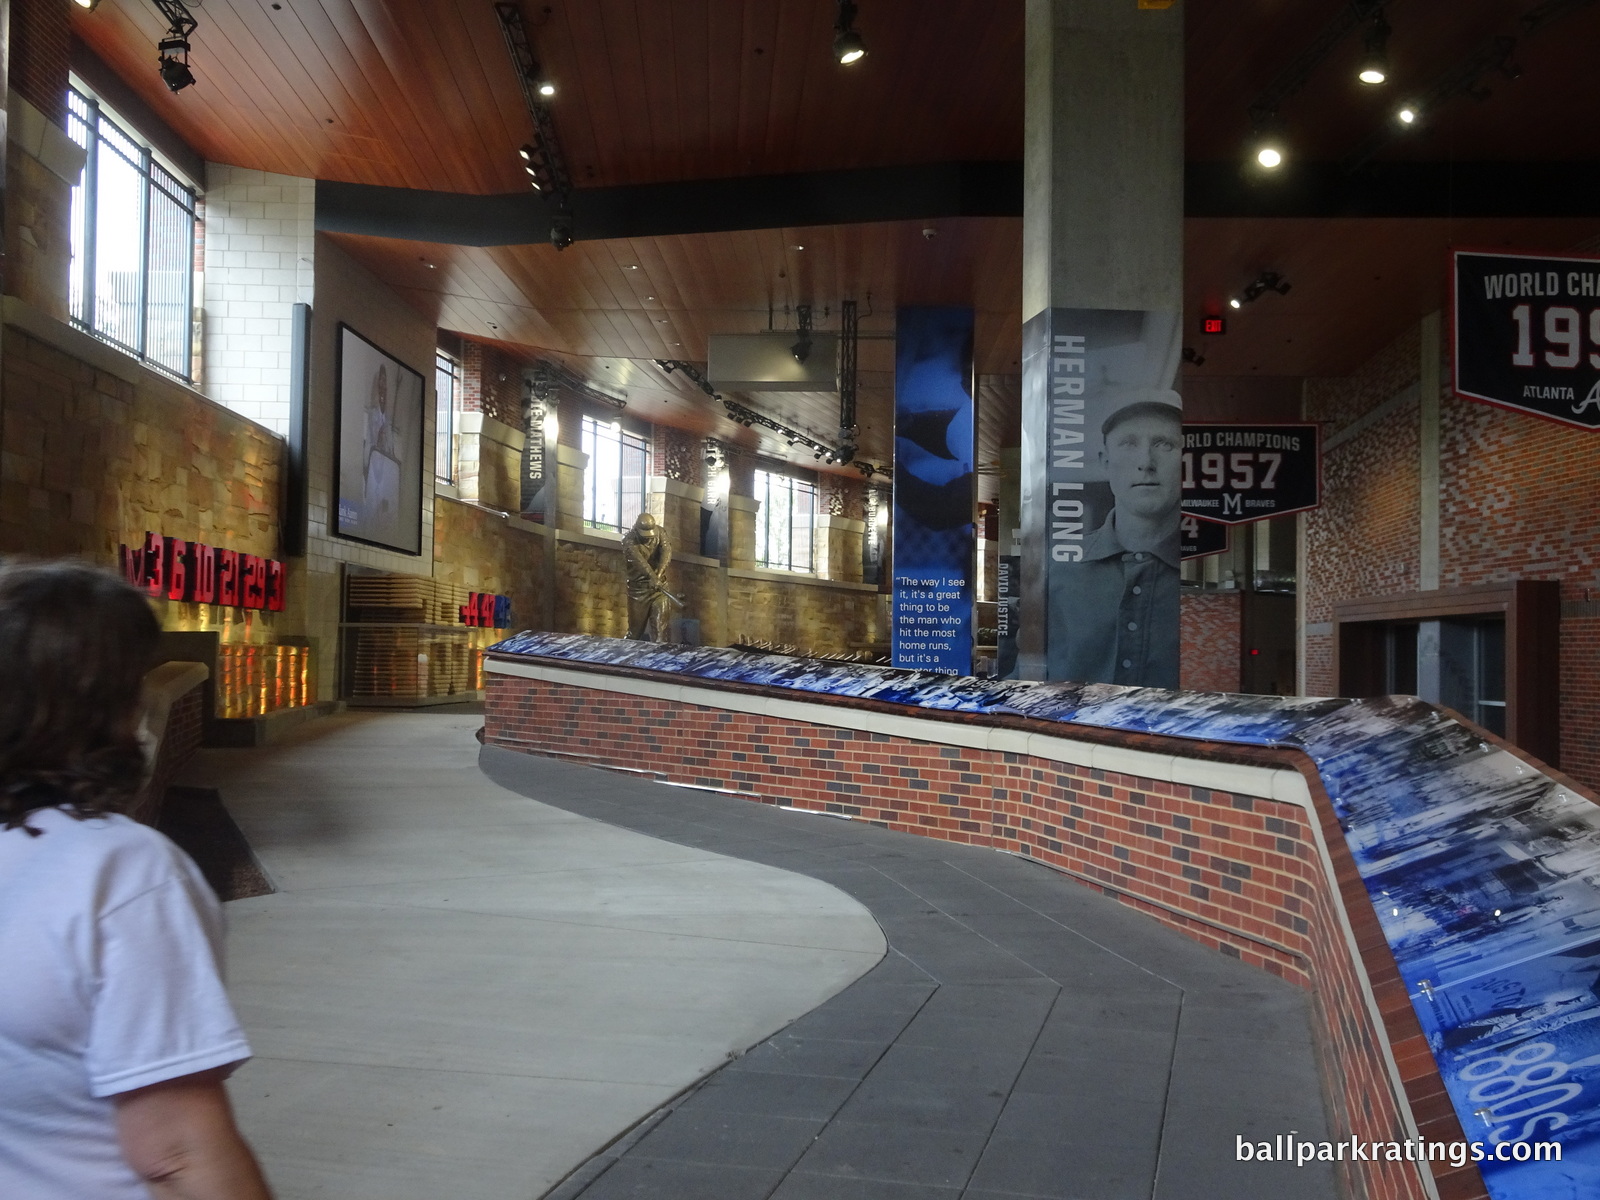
[482,745,1342,1200]
[180,713,885,1200]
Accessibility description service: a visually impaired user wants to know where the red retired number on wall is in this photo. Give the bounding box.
[460,592,512,629]
[118,532,286,612]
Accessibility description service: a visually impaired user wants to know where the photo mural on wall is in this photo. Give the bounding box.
[489,630,1600,1199]
[891,307,976,677]
[1018,308,1183,687]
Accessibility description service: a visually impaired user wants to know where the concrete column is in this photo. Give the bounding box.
[1419,311,1442,591]
[1016,0,1184,684]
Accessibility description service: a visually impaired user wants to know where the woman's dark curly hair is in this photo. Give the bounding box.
[0,560,161,828]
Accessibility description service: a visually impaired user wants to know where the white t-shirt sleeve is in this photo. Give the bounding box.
[83,853,252,1099]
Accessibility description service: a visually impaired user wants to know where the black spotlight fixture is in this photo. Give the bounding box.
[1230,271,1293,309]
[791,304,815,364]
[158,36,196,92]
[833,0,867,65]
[1357,9,1391,86]
[151,1,200,93]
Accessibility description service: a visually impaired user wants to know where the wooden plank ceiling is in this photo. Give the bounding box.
[71,1,1600,477]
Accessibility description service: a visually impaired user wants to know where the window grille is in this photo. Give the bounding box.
[581,414,649,532]
[435,350,461,482]
[67,87,199,381]
[754,468,816,572]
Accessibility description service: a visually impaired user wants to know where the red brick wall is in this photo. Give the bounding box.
[1303,327,1423,696]
[487,670,1484,1200]
[1435,391,1600,783]
[1301,318,1600,785]
[131,685,204,826]
[1181,591,1241,692]
[14,0,70,127]
[461,341,524,428]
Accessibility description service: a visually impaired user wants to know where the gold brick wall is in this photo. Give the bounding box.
[1,326,282,566]
[4,152,73,322]
[728,574,885,654]
[432,496,546,633]
[554,541,630,637]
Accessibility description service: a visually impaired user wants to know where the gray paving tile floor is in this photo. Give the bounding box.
[481,746,1342,1200]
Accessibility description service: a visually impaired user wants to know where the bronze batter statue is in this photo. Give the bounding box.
[622,511,676,640]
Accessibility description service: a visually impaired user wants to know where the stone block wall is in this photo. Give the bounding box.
[0,321,283,565]
[553,540,629,637]
[455,412,523,513]
[647,476,704,558]
[1181,591,1242,693]
[5,108,77,321]
[486,669,1466,1200]
[727,572,885,652]
[432,497,546,634]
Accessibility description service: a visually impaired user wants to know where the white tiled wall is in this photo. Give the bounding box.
[201,166,315,436]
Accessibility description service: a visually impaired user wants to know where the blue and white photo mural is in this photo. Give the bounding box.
[489,631,1600,1198]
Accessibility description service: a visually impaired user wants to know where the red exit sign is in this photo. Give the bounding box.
[1201,316,1227,335]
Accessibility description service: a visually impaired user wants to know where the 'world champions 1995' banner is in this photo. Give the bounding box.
[892,308,975,676]
[1455,249,1600,430]
[1017,308,1183,687]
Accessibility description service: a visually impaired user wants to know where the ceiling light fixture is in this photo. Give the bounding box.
[791,304,815,365]
[497,1,574,250]
[1233,271,1293,308]
[1246,112,1287,172]
[1357,10,1391,85]
[73,0,104,10]
[1396,104,1418,125]
[833,0,867,65]
[151,1,200,92]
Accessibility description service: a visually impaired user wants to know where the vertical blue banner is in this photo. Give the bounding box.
[892,307,975,676]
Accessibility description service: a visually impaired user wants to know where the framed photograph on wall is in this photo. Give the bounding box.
[334,324,426,555]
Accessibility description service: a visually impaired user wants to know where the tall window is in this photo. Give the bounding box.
[435,350,460,481]
[67,87,198,381]
[754,468,816,572]
[581,414,648,532]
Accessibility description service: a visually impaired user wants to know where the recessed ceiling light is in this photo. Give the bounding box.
[1229,298,1242,309]
[538,81,556,97]
[645,295,655,301]
[1357,14,1390,86]
[626,264,639,270]
[1256,145,1283,169]
[795,244,805,251]
[1397,106,1417,125]
[656,318,669,324]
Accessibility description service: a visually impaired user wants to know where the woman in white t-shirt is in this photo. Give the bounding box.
[0,562,274,1200]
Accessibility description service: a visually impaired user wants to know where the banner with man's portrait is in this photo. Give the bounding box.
[1017,308,1183,688]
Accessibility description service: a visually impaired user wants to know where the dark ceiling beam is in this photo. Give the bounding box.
[1186,161,1600,219]
[316,162,1024,246]
[315,160,1600,246]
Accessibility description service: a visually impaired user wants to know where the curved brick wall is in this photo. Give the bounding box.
[485,651,1484,1200]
